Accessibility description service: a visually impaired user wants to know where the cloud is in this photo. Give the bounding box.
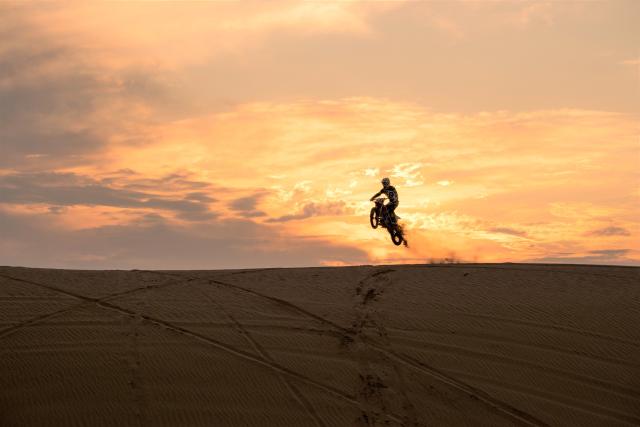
[527,249,636,266]
[0,209,369,269]
[185,192,217,203]
[105,99,638,266]
[266,201,351,223]
[0,172,216,222]
[4,1,394,71]
[589,249,630,256]
[586,226,631,237]
[0,5,178,170]
[0,45,110,168]
[487,227,527,237]
[47,206,67,215]
[389,163,424,187]
[112,172,213,192]
[228,192,268,218]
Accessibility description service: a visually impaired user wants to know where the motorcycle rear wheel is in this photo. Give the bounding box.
[390,228,403,246]
[370,207,378,229]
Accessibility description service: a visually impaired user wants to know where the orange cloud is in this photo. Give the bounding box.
[59,98,633,265]
[11,1,398,70]
[3,91,638,265]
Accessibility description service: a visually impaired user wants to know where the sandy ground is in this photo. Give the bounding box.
[0,263,638,426]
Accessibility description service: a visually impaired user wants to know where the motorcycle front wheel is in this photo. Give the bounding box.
[370,207,378,229]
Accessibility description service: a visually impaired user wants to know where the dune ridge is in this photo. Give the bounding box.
[1,263,638,426]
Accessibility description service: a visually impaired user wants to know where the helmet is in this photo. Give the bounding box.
[381,177,390,186]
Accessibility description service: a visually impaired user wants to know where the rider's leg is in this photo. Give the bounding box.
[387,203,398,224]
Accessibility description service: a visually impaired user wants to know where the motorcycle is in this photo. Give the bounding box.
[370,198,404,246]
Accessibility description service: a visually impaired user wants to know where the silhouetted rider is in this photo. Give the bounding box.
[370,177,399,224]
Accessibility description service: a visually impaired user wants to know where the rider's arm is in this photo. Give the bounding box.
[369,189,382,201]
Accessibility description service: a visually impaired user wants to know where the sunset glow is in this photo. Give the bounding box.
[2,1,638,268]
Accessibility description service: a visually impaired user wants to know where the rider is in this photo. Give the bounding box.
[370,177,399,225]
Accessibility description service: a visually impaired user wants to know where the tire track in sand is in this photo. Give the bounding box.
[0,273,189,341]
[448,370,640,425]
[451,311,640,349]
[126,312,148,427]
[1,272,378,418]
[4,270,543,426]
[386,334,640,399]
[145,270,547,426]
[190,281,327,427]
[344,268,422,427]
[386,326,640,369]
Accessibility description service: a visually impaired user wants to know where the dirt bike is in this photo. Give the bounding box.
[370,198,404,246]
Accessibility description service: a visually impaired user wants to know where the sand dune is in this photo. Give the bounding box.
[1,264,638,426]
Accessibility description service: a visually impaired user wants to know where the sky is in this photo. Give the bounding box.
[1,1,639,269]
